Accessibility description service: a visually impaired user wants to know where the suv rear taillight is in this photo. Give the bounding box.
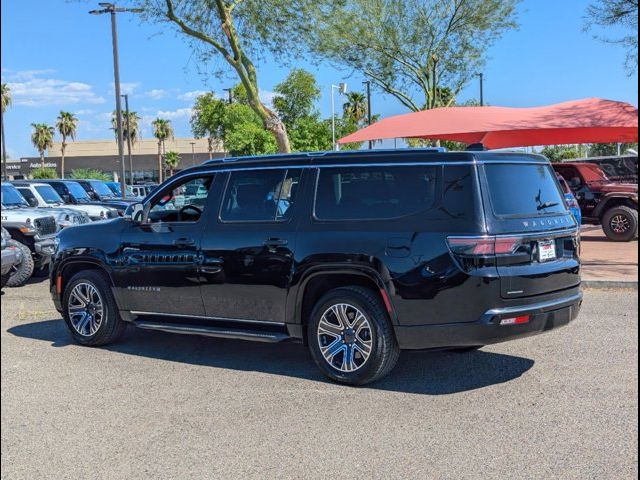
[447,236,524,256]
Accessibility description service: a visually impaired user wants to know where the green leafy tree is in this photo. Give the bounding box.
[190,93,226,159]
[540,145,581,163]
[585,0,638,73]
[30,123,55,169]
[31,167,58,179]
[1,83,11,112]
[164,151,181,177]
[56,111,78,179]
[222,103,277,156]
[273,69,321,128]
[69,168,112,181]
[152,118,174,183]
[139,0,325,153]
[588,142,639,156]
[309,0,519,111]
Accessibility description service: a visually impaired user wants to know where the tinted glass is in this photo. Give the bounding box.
[17,188,37,204]
[484,164,566,216]
[315,166,439,220]
[148,176,213,223]
[35,185,63,204]
[65,182,91,200]
[1,185,29,207]
[220,169,301,222]
[90,181,116,197]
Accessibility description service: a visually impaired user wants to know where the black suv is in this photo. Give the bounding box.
[50,150,582,385]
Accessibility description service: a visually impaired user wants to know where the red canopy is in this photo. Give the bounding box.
[338,98,639,149]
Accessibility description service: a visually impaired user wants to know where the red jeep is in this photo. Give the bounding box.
[553,162,638,241]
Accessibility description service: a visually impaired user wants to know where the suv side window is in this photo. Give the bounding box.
[220,169,302,222]
[147,175,214,223]
[50,182,67,198]
[557,166,583,189]
[314,165,440,220]
[16,187,38,207]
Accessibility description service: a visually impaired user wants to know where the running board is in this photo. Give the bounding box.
[133,320,291,343]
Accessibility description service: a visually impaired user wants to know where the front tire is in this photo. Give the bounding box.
[602,206,638,242]
[62,270,126,346]
[5,240,34,287]
[307,287,400,385]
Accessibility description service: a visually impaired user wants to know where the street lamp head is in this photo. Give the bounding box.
[338,82,348,94]
[89,8,109,14]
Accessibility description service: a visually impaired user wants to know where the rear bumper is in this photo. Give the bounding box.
[395,291,583,350]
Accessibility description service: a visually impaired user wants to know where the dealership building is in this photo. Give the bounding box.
[6,137,227,182]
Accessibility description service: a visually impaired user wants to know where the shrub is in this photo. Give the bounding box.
[31,167,58,179]
[69,168,112,181]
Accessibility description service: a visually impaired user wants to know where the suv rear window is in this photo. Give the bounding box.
[315,166,439,220]
[484,163,566,216]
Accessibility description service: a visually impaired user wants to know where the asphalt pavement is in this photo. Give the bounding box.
[1,280,638,479]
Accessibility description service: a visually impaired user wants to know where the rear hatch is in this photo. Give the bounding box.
[479,160,580,299]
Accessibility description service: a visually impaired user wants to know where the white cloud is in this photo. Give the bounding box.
[109,81,141,95]
[155,107,193,119]
[75,109,95,115]
[259,89,278,108]
[144,89,168,100]
[177,90,209,102]
[6,71,105,107]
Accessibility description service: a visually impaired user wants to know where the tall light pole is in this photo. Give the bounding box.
[121,94,134,185]
[363,80,373,150]
[89,3,142,198]
[331,83,348,151]
[190,141,196,166]
[476,73,484,106]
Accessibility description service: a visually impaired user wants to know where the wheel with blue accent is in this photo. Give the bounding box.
[308,286,399,385]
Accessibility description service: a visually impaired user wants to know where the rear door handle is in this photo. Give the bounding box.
[263,238,288,247]
[173,237,196,248]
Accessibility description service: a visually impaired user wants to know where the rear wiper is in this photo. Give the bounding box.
[537,201,560,211]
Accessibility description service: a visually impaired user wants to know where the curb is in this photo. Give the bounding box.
[582,280,638,290]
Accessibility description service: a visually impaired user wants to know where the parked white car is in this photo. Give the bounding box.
[11,181,117,222]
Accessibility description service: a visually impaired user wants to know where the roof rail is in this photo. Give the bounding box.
[466,143,488,151]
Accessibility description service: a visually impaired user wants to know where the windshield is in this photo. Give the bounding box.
[65,181,91,201]
[484,163,567,216]
[35,185,64,204]
[1,185,29,207]
[90,180,116,197]
[106,182,122,195]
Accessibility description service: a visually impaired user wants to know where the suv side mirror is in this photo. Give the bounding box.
[125,202,145,223]
[62,194,71,203]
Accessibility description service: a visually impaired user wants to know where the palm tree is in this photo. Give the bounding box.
[152,118,174,183]
[111,110,141,146]
[1,83,12,179]
[1,83,11,112]
[164,151,181,178]
[343,92,368,125]
[31,123,55,169]
[56,111,78,179]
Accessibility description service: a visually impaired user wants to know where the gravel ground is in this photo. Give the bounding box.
[1,280,638,479]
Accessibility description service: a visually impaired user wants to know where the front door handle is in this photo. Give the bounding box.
[263,238,288,247]
[173,237,196,248]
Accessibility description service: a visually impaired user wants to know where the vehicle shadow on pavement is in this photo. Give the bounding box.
[8,319,535,395]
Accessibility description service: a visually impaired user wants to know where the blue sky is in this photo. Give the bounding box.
[1,0,638,158]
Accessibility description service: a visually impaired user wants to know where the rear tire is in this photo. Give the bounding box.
[5,240,34,287]
[307,286,400,385]
[63,270,126,346]
[602,206,638,242]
